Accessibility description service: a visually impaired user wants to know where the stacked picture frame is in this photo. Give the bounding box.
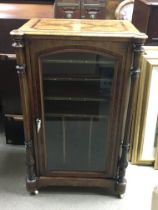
[130,46,158,169]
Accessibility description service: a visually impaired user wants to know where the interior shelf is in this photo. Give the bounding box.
[43,79,112,101]
[44,96,107,102]
[42,59,114,66]
[45,113,108,119]
[43,76,113,82]
[44,100,110,116]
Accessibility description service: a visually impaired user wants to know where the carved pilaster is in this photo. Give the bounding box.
[11,34,24,48]
[130,43,144,78]
[118,143,130,182]
[115,143,130,195]
[11,32,26,76]
[16,64,26,77]
[25,139,37,182]
[25,139,37,194]
[11,30,38,193]
[133,42,144,53]
[24,139,32,149]
[116,41,144,196]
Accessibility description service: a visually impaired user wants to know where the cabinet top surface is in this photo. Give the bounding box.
[11,18,147,39]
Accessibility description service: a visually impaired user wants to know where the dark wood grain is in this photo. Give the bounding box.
[132,0,158,44]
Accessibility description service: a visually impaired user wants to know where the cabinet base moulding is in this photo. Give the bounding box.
[26,176,126,195]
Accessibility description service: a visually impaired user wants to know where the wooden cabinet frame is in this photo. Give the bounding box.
[11,18,147,196]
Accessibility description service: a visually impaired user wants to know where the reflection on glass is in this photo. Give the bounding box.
[41,51,115,172]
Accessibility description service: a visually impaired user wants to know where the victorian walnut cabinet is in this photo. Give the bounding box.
[10,18,147,196]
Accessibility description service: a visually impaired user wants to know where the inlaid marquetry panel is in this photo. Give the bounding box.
[13,18,144,38]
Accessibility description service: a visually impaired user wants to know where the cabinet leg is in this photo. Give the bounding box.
[117,193,125,199]
[115,143,129,196]
[31,190,39,195]
[115,179,126,196]
[25,138,38,194]
[26,177,38,194]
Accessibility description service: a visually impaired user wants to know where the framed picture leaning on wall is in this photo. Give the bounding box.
[131,47,158,169]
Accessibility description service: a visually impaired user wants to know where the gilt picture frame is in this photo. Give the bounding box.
[130,47,158,167]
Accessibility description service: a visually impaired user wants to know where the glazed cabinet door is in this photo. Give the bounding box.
[31,45,126,179]
[40,51,115,175]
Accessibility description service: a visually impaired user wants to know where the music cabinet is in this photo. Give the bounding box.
[10,18,146,196]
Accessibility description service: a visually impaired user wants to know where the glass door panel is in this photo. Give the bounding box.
[41,51,115,172]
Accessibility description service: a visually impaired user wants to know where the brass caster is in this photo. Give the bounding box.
[31,190,39,195]
[118,193,125,199]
